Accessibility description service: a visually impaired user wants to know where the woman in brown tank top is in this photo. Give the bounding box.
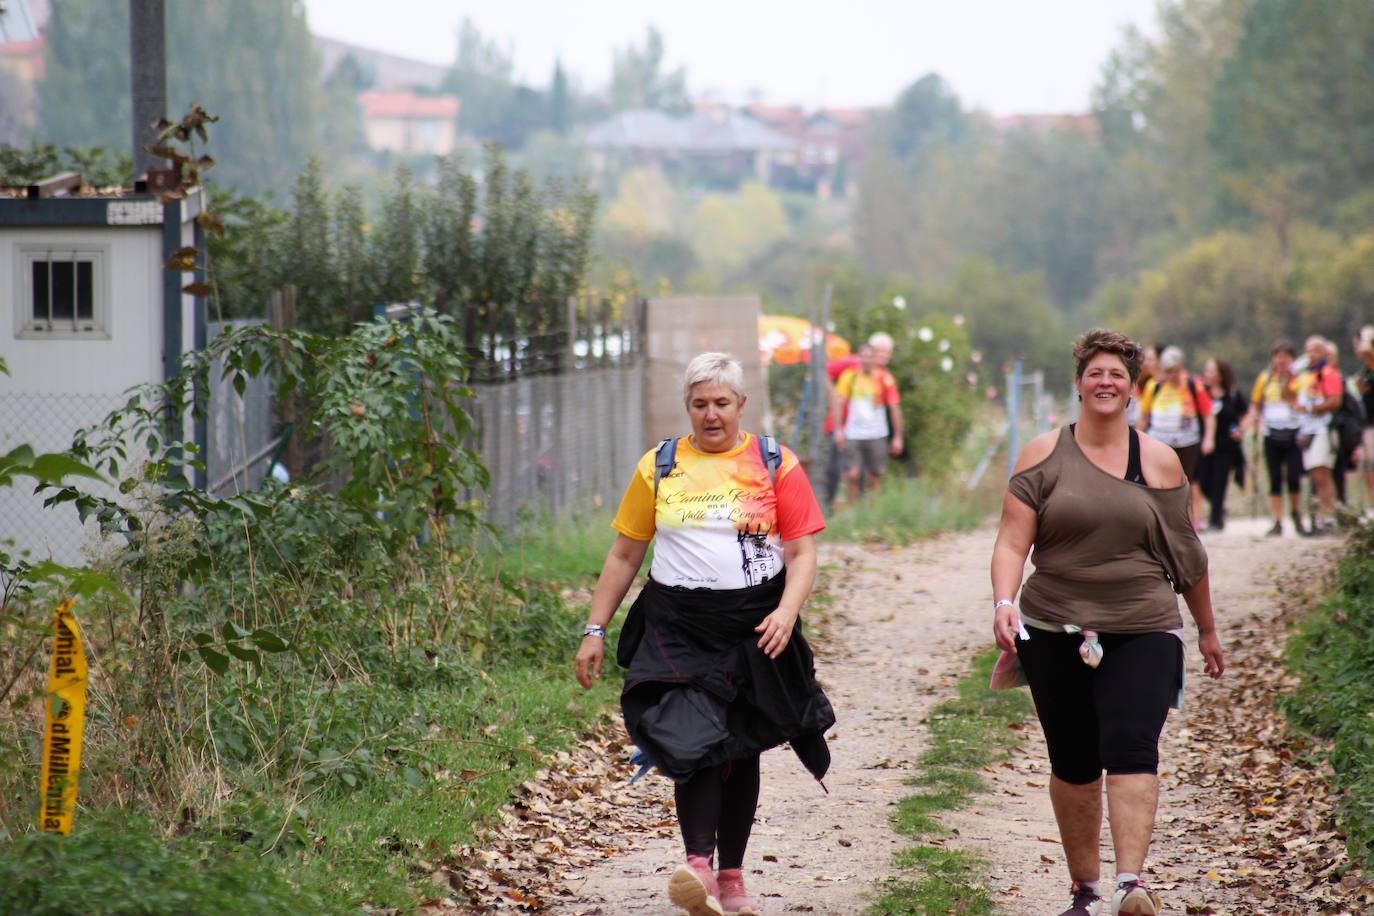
[989,329,1226,916]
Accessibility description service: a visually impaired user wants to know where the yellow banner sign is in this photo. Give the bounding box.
[39,598,87,834]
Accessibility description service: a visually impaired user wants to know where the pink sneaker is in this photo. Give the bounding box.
[716,867,760,915]
[669,855,724,916]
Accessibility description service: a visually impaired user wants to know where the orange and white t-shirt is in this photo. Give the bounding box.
[834,367,899,440]
[612,433,826,590]
[1140,374,1212,447]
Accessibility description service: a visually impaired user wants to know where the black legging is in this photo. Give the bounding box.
[1264,435,1303,496]
[1198,448,1240,526]
[675,754,761,868]
[1015,629,1182,784]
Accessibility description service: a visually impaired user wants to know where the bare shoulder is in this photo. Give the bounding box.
[1138,432,1187,488]
[1013,429,1061,474]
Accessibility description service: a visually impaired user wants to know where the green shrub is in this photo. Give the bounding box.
[0,811,321,915]
[1280,522,1374,868]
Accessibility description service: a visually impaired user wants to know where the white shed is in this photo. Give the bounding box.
[0,183,208,563]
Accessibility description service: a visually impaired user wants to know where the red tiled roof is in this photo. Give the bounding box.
[813,107,870,128]
[0,37,43,57]
[358,89,460,120]
[745,102,807,132]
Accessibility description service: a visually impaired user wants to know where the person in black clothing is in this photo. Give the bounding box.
[1196,358,1247,531]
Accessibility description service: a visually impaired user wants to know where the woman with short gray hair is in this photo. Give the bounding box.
[576,351,832,916]
[681,351,747,405]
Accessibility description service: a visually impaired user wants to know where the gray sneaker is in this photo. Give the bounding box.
[1111,879,1160,915]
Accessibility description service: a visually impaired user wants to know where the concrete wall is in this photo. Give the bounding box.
[643,295,768,449]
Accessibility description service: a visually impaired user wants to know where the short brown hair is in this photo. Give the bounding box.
[1072,328,1144,382]
[1270,338,1297,358]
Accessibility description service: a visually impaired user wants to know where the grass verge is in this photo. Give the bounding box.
[870,649,1033,915]
[825,473,1002,546]
[0,657,618,914]
[1279,522,1374,869]
[498,508,622,588]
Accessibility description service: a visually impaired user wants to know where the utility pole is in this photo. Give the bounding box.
[807,282,834,469]
[129,0,166,181]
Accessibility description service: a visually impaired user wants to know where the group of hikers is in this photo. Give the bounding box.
[1132,331,1374,537]
[569,325,1360,916]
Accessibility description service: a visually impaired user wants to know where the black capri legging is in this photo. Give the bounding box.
[1016,628,1183,785]
[1264,434,1303,496]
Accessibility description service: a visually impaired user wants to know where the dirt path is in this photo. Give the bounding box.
[457,516,1350,914]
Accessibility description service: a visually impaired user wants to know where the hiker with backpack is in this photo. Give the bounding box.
[1136,346,1216,530]
[574,352,833,916]
[1241,340,1306,535]
[1294,336,1344,535]
[832,342,904,503]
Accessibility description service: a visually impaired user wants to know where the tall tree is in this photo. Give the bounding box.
[1092,0,1249,234]
[282,158,340,333]
[610,27,688,113]
[319,53,369,161]
[548,60,571,134]
[37,0,324,195]
[877,73,968,168]
[442,19,516,141]
[1209,0,1374,231]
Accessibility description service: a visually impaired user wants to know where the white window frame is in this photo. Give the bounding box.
[14,244,111,339]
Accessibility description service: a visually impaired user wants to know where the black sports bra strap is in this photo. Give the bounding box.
[1068,423,1149,485]
[1125,427,1147,485]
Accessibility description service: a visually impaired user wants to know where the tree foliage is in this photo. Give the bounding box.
[206,146,597,381]
[877,73,969,168]
[36,0,341,195]
[685,182,789,273]
[610,27,689,113]
[1209,0,1374,228]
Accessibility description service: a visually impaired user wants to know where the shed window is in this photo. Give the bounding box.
[15,247,108,338]
[32,259,95,322]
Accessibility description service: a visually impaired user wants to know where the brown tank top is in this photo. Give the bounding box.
[1007,427,1207,633]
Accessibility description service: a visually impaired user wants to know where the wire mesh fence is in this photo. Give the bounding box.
[205,319,275,495]
[0,390,130,564]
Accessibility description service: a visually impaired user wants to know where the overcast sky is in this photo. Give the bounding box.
[302,0,1160,114]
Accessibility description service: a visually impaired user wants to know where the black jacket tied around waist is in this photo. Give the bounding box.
[617,571,835,784]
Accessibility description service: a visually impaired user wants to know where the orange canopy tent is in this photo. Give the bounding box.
[758,314,851,366]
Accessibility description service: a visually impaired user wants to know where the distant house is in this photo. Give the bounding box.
[581,108,800,189]
[742,104,872,199]
[358,89,462,156]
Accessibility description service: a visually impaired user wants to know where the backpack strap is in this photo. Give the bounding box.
[756,434,783,487]
[1186,375,1204,428]
[655,434,781,497]
[653,437,677,498]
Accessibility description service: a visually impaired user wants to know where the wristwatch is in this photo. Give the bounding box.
[583,624,606,639]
